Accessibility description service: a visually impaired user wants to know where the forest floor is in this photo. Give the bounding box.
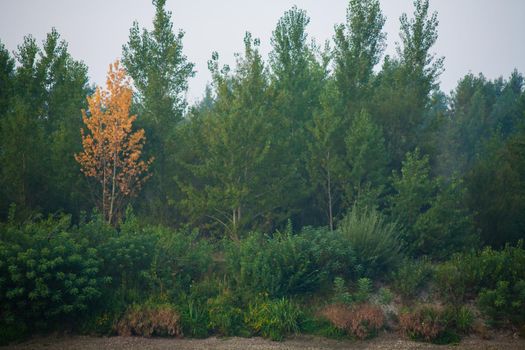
[3,333,524,350]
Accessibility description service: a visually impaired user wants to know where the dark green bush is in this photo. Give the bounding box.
[478,279,525,328]
[0,215,108,332]
[391,258,433,300]
[149,226,213,297]
[225,227,355,298]
[245,297,302,341]
[207,288,248,336]
[300,315,347,339]
[332,277,372,305]
[338,207,402,278]
[434,242,525,304]
[176,278,220,338]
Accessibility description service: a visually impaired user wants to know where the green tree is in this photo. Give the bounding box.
[0,31,89,218]
[176,34,293,239]
[344,109,388,209]
[466,132,525,247]
[390,148,477,258]
[370,0,444,168]
[269,6,328,227]
[306,80,344,231]
[122,0,195,224]
[333,0,386,118]
[0,41,14,118]
[398,0,444,105]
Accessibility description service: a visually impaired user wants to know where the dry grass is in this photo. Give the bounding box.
[115,303,182,337]
[320,303,385,339]
[398,304,444,342]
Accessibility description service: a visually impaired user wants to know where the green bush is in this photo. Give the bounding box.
[245,297,302,341]
[434,242,525,308]
[391,258,433,300]
[207,288,248,336]
[478,280,525,328]
[149,226,213,297]
[0,215,108,331]
[176,278,220,338]
[332,277,372,305]
[338,207,401,278]
[225,227,355,298]
[378,287,394,305]
[299,315,347,339]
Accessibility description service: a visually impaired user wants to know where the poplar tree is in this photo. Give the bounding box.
[122,0,194,223]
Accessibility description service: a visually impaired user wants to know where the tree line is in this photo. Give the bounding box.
[0,0,524,250]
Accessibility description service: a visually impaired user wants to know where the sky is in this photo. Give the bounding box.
[1,0,525,104]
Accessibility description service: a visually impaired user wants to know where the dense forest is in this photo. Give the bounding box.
[1,0,524,345]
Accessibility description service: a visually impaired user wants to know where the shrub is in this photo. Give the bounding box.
[338,207,401,278]
[175,278,223,338]
[332,277,372,305]
[178,298,209,338]
[225,227,355,298]
[245,297,302,341]
[399,305,468,344]
[391,258,433,300]
[149,226,213,297]
[320,303,384,340]
[442,305,474,334]
[115,302,181,337]
[207,289,247,336]
[478,279,525,328]
[378,287,394,305]
[299,315,347,339]
[434,242,525,311]
[0,215,107,331]
[399,305,446,342]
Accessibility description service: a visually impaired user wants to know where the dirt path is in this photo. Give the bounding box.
[3,334,524,350]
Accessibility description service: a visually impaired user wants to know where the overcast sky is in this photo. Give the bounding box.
[1,1,524,104]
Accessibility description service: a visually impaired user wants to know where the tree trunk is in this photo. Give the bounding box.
[327,151,334,232]
[108,150,117,225]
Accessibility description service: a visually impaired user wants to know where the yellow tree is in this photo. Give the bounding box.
[75,60,153,225]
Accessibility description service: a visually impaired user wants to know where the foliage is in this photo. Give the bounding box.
[207,288,247,336]
[390,149,476,258]
[400,304,473,344]
[333,0,386,114]
[75,60,153,225]
[146,225,213,297]
[434,242,525,305]
[0,215,108,331]
[377,287,394,305]
[225,226,355,298]
[343,109,388,208]
[338,206,401,277]
[122,0,194,224]
[466,131,525,247]
[175,278,221,338]
[245,297,302,341]
[478,280,525,328]
[332,277,373,306]
[0,30,90,219]
[175,33,296,238]
[391,258,433,300]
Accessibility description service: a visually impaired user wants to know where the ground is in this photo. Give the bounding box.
[3,333,524,350]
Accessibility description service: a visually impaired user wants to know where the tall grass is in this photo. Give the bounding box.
[338,206,402,278]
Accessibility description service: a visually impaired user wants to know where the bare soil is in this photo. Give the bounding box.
[2,333,524,350]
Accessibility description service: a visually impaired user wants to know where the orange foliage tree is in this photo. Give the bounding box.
[75,60,153,225]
